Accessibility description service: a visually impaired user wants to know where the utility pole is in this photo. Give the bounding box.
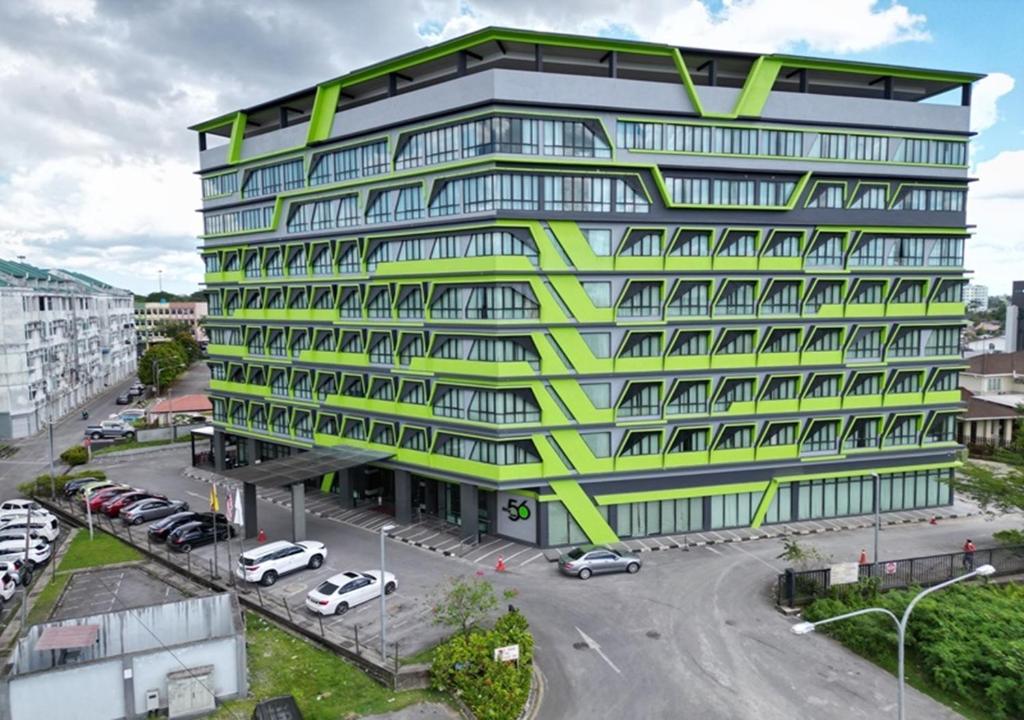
[20,505,31,629]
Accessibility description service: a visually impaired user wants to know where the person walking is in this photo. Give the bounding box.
[962,538,976,571]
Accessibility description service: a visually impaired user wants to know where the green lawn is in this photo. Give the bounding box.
[212,613,444,719]
[25,532,141,624]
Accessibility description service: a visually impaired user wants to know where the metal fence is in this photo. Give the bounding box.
[777,544,1024,607]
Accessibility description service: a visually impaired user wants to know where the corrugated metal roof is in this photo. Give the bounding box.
[35,624,99,651]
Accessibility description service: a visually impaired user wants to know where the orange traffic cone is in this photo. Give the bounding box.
[257,528,267,544]
[495,556,506,572]
[858,548,869,565]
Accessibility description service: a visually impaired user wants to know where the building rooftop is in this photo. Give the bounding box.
[151,394,213,414]
[961,389,1019,420]
[965,350,1024,375]
[0,258,130,296]
[191,26,985,142]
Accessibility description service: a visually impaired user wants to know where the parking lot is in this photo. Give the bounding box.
[51,566,185,621]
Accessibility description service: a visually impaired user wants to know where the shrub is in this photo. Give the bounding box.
[60,445,89,466]
[17,469,106,497]
[431,610,534,720]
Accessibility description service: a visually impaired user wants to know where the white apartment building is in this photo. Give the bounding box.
[134,301,208,351]
[0,261,137,439]
[965,283,989,310]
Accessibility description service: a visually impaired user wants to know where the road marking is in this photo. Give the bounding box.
[575,627,621,675]
[502,547,533,563]
[665,536,683,548]
[472,542,514,564]
[519,552,545,566]
[704,545,721,555]
[728,542,781,572]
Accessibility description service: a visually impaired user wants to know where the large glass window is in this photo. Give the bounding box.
[309,140,389,184]
[242,159,304,198]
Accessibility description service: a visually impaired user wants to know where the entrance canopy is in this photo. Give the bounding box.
[220,446,393,489]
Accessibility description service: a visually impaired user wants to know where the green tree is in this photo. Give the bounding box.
[173,331,201,363]
[776,538,832,571]
[955,458,1024,544]
[154,319,193,339]
[432,576,517,635]
[138,343,188,391]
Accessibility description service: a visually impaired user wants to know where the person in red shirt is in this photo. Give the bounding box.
[962,538,976,571]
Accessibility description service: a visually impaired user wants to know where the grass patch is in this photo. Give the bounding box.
[212,613,444,719]
[402,643,438,666]
[25,574,70,626]
[91,434,190,457]
[57,532,141,571]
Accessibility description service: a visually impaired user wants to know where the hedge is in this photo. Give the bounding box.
[432,611,534,720]
[17,469,107,497]
[805,582,1024,719]
[60,445,89,466]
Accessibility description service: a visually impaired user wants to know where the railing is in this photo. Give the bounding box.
[777,544,1024,607]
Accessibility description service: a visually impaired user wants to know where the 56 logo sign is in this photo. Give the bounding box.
[503,498,531,522]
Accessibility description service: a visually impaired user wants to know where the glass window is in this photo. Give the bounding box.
[582,229,612,256]
[582,282,612,307]
[310,140,389,184]
[581,383,612,409]
[581,333,611,358]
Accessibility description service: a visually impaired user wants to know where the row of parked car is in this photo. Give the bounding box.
[115,381,147,405]
[62,478,231,552]
[0,498,60,603]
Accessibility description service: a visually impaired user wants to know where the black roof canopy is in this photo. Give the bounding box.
[221,446,392,488]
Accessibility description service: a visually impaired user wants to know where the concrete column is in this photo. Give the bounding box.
[213,430,226,472]
[290,483,306,541]
[483,490,497,537]
[393,470,412,525]
[335,468,353,508]
[1005,419,1014,445]
[122,657,136,717]
[459,483,479,542]
[242,482,258,539]
[245,437,257,465]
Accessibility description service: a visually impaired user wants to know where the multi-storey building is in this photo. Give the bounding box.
[0,260,137,439]
[195,28,977,546]
[134,301,209,353]
[964,283,988,310]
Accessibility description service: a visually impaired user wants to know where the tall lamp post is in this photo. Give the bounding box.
[151,360,184,439]
[379,524,396,660]
[791,564,996,720]
[872,471,880,567]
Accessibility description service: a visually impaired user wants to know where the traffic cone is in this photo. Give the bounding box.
[257,528,267,544]
[495,556,506,572]
[929,515,938,525]
[858,548,869,565]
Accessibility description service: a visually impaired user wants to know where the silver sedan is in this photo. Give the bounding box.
[558,546,642,580]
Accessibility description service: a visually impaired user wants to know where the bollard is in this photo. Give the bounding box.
[254,583,263,607]
[354,625,360,655]
[318,614,325,637]
[283,600,293,624]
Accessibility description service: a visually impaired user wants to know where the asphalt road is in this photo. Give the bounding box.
[1,366,1017,719]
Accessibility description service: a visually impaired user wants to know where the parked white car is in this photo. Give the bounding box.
[0,499,51,516]
[0,559,31,586]
[305,570,397,616]
[0,572,15,603]
[235,540,327,586]
[0,515,59,542]
[0,540,51,566]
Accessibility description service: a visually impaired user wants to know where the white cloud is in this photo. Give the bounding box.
[971,72,1015,133]
[966,150,1024,295]
[419,0,931,53]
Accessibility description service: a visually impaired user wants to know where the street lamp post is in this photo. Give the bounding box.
[872,471,880,568]
[791,564,996,720]
[379,524,396,660]
[151,360,184,439]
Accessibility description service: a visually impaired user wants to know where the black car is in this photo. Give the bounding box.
[115,393,131,405]
[62,477,106,498]
[167,520,235,553]
[147,511,228,542]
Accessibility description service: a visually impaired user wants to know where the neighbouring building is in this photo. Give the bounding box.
[959,389,1017,449]
[0,260,136,439]
[134,301,208,353]
[0,593,246,720]
[194,28,976,546]
[964,283,988,310]
[1006,281,1024,352]
[958,351,1024,450]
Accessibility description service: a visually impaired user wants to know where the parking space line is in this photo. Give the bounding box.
[665,536,683,548]
[727,542,781,572]
[519,552,544,566]
[704,545,722,555]
[501,547,532,563]
[472,542,514,564]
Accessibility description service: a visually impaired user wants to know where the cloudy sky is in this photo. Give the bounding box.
[0,0,1021,295]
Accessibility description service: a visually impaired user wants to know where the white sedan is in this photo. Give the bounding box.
[0,539,51,566]
[305,570,398,616]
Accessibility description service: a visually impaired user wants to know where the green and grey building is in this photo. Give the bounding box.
[195,28,978,546]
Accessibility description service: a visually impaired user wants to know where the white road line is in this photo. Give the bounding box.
[648,536,668,549]
[416,532,444,546]
[519,552,545,566]
[704,545,722,555]
[575,627,621,675]
[472,542,514,564]
[501,547,532,563]
[665,536,683,548]
[728,542,782,572]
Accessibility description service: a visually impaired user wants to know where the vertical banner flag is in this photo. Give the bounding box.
[225,490,235,526]
[232,487,244,526]
[209,483,220,512]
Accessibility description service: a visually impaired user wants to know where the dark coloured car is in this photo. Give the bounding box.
[167,520,234,553]
[558,545,642,580]
[121,498,189,525]
[148,512,228,542]
[101,491,166,518]
[115,393,131,405]
[62,477,108,498]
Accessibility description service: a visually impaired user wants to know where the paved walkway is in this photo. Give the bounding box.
[362,702,461,720]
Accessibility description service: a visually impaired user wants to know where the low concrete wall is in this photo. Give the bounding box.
[137,427,174,442]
